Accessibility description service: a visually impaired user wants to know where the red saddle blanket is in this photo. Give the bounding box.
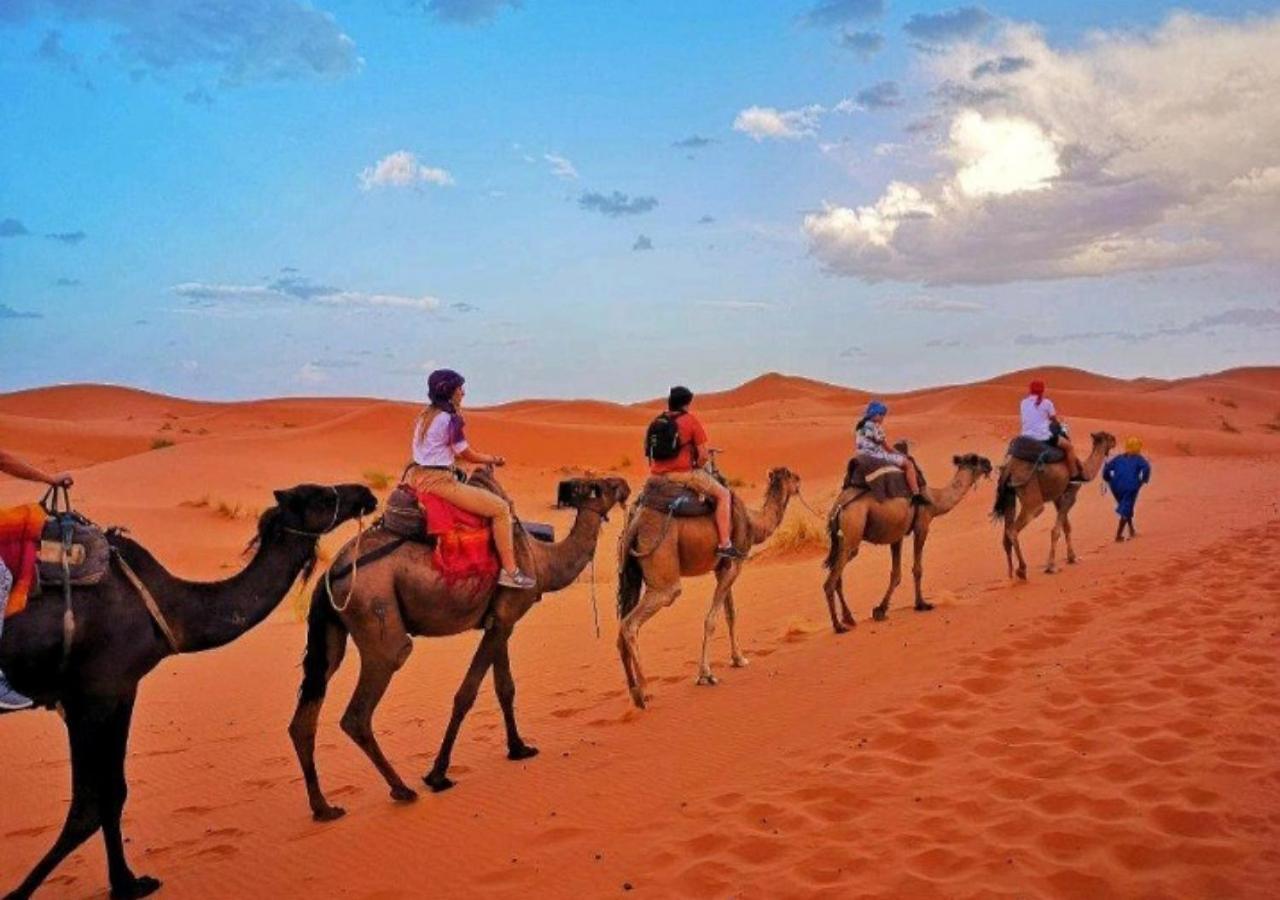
[415,491,501,584]
[0,504,44,619]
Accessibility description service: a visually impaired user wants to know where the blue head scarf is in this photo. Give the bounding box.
[866,400,888,419]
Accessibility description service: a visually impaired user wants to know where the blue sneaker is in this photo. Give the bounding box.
[0,673,33,713]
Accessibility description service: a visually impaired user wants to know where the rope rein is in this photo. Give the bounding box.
[325,512,365,614]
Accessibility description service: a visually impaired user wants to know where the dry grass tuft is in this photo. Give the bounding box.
[763,515,828,556]
[1174,441,1194,456]
[151,437,175,450]
[363,469,394,490]
[1220,416,1241,434]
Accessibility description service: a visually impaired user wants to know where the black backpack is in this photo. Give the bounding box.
[645,411,685,462]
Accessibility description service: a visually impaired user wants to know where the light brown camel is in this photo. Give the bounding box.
[288,473,630,821]
[615,467,801,709]
[992,431,1117,579]
[822,454,992,633]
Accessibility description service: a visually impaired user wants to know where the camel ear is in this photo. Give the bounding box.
[953,455,961,465]
[273,489,290,508]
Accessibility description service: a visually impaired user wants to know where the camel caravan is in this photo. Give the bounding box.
[0,371,1132,899]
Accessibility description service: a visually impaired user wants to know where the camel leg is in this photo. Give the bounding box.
[424,625,506,792]
[1009,501,1039,581]
[1002,505,1017,580]
[871,541,903,621]
[493,640,538,761]
[1061,507,1079,564]
[288,616,349,821]
[698,565,741,685]
[912,527,932,612]
[724,589,749,668]
[822,540,857,634]
[1046,507,1063,574]
[6,696,158,900]
[339,639,416,805]
[618,585,680,709]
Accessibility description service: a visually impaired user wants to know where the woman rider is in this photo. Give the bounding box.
[408,369,536,590]
[855,400,928,506]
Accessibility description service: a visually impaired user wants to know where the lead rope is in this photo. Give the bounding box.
[589,554,601,639]
[325,512,365,614]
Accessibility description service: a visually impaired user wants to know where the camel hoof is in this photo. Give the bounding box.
[731,656,749,668]
[508,744,540,761]
[629,691,647,710]
[841,614,856,627]
[110,876,163,900]
[390,785,418,803]
[833,623,849,634]
[695,674,719,686]
[1016,569,1028,581]
[871,607,888,622]
[915,601,934,613]
[423,772,455,793]
[313,805,347,822]
[1068,556,1078,565]
[1045,566,1057,575]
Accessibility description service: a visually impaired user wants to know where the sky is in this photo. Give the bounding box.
[1,0,1278,405]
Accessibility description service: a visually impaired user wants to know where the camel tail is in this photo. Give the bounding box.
[823,508,842,571]
[991,470,1017,522]
[299,581,346,704]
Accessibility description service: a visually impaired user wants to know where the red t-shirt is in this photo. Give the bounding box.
[650,411,708,474]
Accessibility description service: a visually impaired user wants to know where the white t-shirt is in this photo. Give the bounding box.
[412,412,469,466]
[1019,394,1056,440]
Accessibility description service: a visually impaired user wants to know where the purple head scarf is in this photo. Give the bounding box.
[427,369,466,446]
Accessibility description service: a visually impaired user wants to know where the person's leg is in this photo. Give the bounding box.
[412,471,526,581]
[666,470,736,552]
[903,461,921,495]
[0,558,33,710]
[1115,517,1126,542]
[1058,437,1084,480]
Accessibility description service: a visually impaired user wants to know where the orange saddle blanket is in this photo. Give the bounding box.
[0,504,45,619]
[415,491,501,584]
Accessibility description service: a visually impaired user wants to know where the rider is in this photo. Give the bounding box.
[0,450,74,712]
[650,386,745,560]
[408,369,536,590]
[1021,379,1085,482]
[854,400,928,506]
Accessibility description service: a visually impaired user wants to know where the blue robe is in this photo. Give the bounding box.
[1102,454,1151,518]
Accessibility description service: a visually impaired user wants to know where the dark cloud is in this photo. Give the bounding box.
[0,218,29,237]
[4,0,360,86]
[45,230,86,245]
[632,234,654,251]
[856,80,901,109]
[578,191,658,217]
[308,358,359,369]
[840,29,884,60]
[420,0,521,25]
[932,79,1006,106]
[183,87,214,106]
[450,301,479,313]
[839,345,864,358]
[802,0,884,27]
[268,275,341,299]
[1014,307,1280,346]
[35,29,80,72]
[903,115,940,134]
[54,277,81,287]
[697,214,716,225]
[673,135,715,149]
[0,303,43,320]
[904,6,992,44]
[971,55,1033,78]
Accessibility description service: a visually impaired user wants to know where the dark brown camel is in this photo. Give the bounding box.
[288,473,630,821]
[0,483,376,900]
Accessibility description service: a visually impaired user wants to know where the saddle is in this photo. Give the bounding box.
[37,515,110,590]
[1007,436,1065,465]
[381,483,555,543]
[841,453,924,503]
[636,476,716,517]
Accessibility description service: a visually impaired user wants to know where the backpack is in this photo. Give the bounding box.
[644,411,685,462]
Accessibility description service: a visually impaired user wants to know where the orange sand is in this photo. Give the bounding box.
[2,368,1279,899]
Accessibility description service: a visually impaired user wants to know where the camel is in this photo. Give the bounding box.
[821,454,993,633]
[1,483,376,900]
[993,431,1117,579]
[615,466,802,709]
[288,473,630,821]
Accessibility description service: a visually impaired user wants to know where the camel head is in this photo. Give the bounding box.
[952,453,994,479]
[268,483,379,537]
[765,466,803,501]
[1090,431,1118,456]
[556,476,631,518]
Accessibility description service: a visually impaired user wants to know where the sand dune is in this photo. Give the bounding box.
[2,367,1279,899]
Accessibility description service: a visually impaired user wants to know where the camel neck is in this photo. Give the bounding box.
[531,507,606,593]
[749,484,791,545]
[1083,444,1109,480]
[926,469,979,517]
[122,530,319,654]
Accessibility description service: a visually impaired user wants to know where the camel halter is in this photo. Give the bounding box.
[281,486,345,538]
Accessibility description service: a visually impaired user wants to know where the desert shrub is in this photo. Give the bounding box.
[765,515,828,555]
[1220,417,1240,434]
[151,438,174,450]
[180,495,211,509]
[611,455,632,471]
[1174,441,1194,456]
[363,469,393,490]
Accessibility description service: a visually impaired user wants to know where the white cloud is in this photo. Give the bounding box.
[358,151,454,190]
[805,13,1280,284]
[544,153,578,180]
[733,104,824,141]
[895,295,988,313]
[172,279,442,312]
[695,300,777,311]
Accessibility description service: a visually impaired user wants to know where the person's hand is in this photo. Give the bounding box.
[490,455,506,467]
[48,472,74,488]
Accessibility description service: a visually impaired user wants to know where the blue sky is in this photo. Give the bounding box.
[2,0,1278,404]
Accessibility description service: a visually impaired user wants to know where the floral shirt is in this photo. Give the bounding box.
[856,419,888,455]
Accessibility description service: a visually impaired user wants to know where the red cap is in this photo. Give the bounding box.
[1029,379,1045,395]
